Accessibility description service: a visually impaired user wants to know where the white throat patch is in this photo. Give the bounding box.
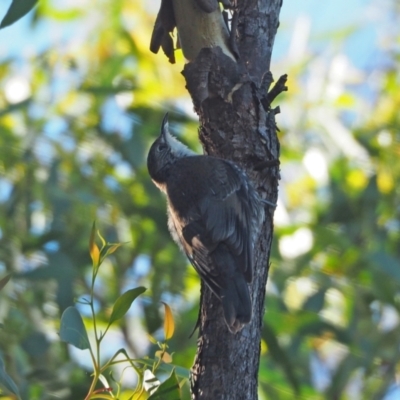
[164,125,195,158]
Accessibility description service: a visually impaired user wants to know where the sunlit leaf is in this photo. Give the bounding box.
[89,222,100,266]
[59,307,90,350]
[155,350,172,363]
[108,287,147,326]
[0,0,38,29]
[0,274,11,291]
[128,390,149,400]
[377,168,394,193]
[105,243,124,256]
[346,169,368,191]
[0,356,20,398]
[335,93,356,108]
[147,333,158,345]
[162,302,175,340]
[144,369,160,395]
[39,3,82,21]
[97,230,106,248]
[148,369,181,400]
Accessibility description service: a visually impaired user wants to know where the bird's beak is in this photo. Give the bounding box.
[160,113,169,140]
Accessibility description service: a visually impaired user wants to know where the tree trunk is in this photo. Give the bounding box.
[184,1,284,399]
[152,0,285,398]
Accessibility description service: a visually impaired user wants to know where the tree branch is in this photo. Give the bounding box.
[261,73,288,111]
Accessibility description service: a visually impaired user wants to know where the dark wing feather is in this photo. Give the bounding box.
[173,158,260,290]
[197,160,258,282]
[167,157,262,332]
[181,218,223,294]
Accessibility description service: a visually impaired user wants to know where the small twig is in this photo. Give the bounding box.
[272,106,281,115]
[261,74,288,111]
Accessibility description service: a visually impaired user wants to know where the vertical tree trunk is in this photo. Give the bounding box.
[182,1,284,399]
[151,0,285,398]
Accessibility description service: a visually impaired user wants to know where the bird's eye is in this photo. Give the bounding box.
[157,143,167,152]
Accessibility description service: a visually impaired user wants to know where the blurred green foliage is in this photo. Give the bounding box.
[0,0,399,399]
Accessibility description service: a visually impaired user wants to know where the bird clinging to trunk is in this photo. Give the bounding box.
[147,114,265,333]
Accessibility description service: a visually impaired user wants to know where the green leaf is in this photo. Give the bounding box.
[80,84,136,95]
[59,307,90,350]
[0,99,31,116]
[0,274,11,291]
[147,333,158,345]
[108,287,146,326]
[371,251,400,283]
[262,323,300,395]
[326,353,362,398]
[0,0,38,29]
[97,230,107,248]
[139,359,190,380]
[303,289,326,313]
[291,320,350,351]
[89,222,100,266]
[101,242,127,260]
[148,369,181,400]
[104,243,124,256]
[21,331,50,358]
[15,265,60,280]
[0,355,20,398]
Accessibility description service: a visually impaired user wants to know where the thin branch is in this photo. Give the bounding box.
[261,73,288,111]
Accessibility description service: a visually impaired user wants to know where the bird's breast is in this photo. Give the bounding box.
[167,205,193,256]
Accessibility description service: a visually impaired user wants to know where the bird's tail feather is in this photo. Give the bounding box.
[220,274,252,334]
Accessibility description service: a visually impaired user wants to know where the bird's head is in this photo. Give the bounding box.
[147,113,194,185]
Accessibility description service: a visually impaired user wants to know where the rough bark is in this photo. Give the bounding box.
[151,0,286,398]
[183,2,284,399]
